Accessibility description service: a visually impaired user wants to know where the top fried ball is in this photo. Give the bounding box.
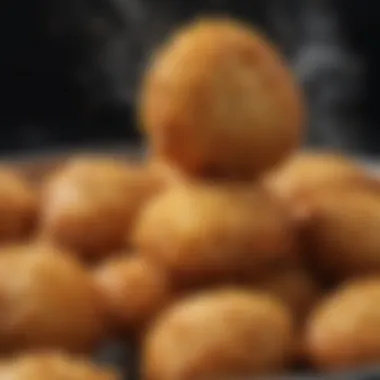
[140,17,303,179]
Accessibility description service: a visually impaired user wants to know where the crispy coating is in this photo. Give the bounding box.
[301,186,380,280]
[0,352,119,380]
[142,288,295,380]
[93,255,172,335]
[0,167,37,242]
[0,245,105,354]
[140,17,303,179]
[264,151,370,212]
[305,278,380,371]
[133,183,298,286]
[251,265,321,323]
[39,157,161,258]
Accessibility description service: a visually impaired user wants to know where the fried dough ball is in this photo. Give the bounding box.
[140,17,303,180]
[264,151,369,211]
[0,167,37,242]
[133,183,298,286]
[305,278,380,371]
[40,157,161,258]
[251,265,321,323]
[142,288,295,380]
[301,186,380,280]
[0,245,105,354]
[93,255,172,335]
[0,352,119,380]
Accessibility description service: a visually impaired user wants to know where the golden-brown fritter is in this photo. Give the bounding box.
[93,255,172,335]
[142,288,295,380]
[0,167,37,242]
[305,278,380,371]
[0,352,119,380]
[0,245,105,354]
[39,157,161,259]
[264,151,370,213]
[133,183,298,286]
[139,17,303,180]
[250,265,321,323]
[301,186,380,281]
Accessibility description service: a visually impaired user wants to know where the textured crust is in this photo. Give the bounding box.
[0,245,106,353]
[39,156,161,258]
[133,183,298,286]
[140,17,303,179]
[0,352,120,380]
[305,278,380,371]
[143,288,295,380]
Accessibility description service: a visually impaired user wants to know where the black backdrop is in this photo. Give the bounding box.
[0,0,377,154]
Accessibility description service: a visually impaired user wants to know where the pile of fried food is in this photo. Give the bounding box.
[1,16,380,380]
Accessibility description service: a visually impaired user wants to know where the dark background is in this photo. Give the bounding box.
[0,0,377,155]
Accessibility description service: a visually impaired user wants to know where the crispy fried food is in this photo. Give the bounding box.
[0,167,37,242]
[39,157,161,258]
[142,288,295,380]
[93,255,172,335]
[264,151,370,212]
[133,183,298,286]
[301,186,380,281]
[140,17,303,180]
[250,265,321,323]
[0,352,119,380]
[0,244,105,354]
[305,278,380,371]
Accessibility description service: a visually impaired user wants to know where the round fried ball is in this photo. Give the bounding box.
[0,352,119,380]
[140,17,303,180]
[301,186,380,280]
[133,183,298,286]
[142,288,295,380]
[305,278,380,371]
[264,151,369,212]
[251,265,321,323]
[93,255,172,335]
[0,167,37,242]
[0,245,105,354]
[40,157,161,258]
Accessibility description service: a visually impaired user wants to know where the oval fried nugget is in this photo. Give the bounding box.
[0,244,106,354]
[305,278,380,371]
[142,288,295,380]
[133,183,298,286]
[264,151,371,213]
[140,17,303,180]
[0,352,119,380]
[40,156,161,259]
